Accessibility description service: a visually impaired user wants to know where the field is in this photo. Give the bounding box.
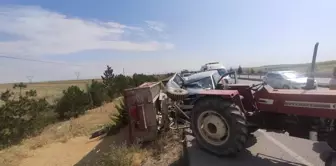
[0,79,101,103]
[0,72,170,101]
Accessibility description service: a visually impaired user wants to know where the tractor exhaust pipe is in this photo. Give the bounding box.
[305,42,319,90]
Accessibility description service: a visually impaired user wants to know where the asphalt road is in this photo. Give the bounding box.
[186,79,332,166]
[186,131,333,166]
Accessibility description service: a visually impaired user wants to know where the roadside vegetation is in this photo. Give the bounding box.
[0,65,178,166]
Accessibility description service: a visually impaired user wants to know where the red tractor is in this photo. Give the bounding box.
[124,43,336,165]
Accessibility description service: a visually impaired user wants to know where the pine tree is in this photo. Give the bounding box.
[101,65,116,99]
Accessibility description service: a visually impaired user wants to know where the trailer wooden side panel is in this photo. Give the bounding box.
[123,82,162,142]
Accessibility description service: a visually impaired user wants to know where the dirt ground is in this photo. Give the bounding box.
[0,100,185,166]
[18,136,102,166]
[0,101,117,166]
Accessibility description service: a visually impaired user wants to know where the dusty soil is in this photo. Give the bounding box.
[0,99,185,166]
[0,101,119,166]
[19,136,101,166]
[19,127,131,166]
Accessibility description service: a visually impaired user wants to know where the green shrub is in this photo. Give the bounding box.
[55,86,90,120]
[25,89,37,97]
[0,89,13,101]
[110,99,129,128]
[13,82,27,96]
[101,66,160,100]
[113,74,134,96]
[87,80,109,108]
[101,65,116,99]
[0,90,53,148]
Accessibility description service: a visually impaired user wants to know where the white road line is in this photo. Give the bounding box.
[259,130,314,166]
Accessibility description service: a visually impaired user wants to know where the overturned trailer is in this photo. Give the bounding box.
[124,82,170,142]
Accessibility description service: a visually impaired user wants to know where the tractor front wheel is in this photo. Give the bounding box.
[191,97,248,156]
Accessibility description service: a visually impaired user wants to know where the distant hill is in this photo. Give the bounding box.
[245,60,336,78]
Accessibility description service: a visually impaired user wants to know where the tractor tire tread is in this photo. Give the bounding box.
[191,96,248,156]
[327,131,336,151]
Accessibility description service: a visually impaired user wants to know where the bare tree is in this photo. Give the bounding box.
[27,76,34,83]
[75,72,80,80]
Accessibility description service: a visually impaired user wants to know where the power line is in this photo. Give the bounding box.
[27,76,34,83]
[0,55,83,66]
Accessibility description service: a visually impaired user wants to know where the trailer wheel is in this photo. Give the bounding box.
[191,97,248,156]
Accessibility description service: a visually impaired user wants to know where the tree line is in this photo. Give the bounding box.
[0,65,167,149]
[228,65,265,76]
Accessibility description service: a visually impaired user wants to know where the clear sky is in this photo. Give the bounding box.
[0,0,335,83]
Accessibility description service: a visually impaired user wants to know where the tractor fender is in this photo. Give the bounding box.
[191,93,245,113]
[192,95,232,107]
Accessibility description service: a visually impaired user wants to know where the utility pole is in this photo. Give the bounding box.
[123,68,125,75]
[75,72,80,80]
[27,76,34,83]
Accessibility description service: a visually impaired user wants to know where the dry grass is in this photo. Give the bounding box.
[99,143,147,166]
[142,130,184,166]
[0,88,183,166]
[0,79,97,102]
[99,130,184,166]
[0,101,118,166]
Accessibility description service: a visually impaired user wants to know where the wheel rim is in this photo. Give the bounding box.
[197,110,230,146]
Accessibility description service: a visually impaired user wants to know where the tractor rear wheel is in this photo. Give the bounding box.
[191,97,248,156]
[325,152,336,166]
